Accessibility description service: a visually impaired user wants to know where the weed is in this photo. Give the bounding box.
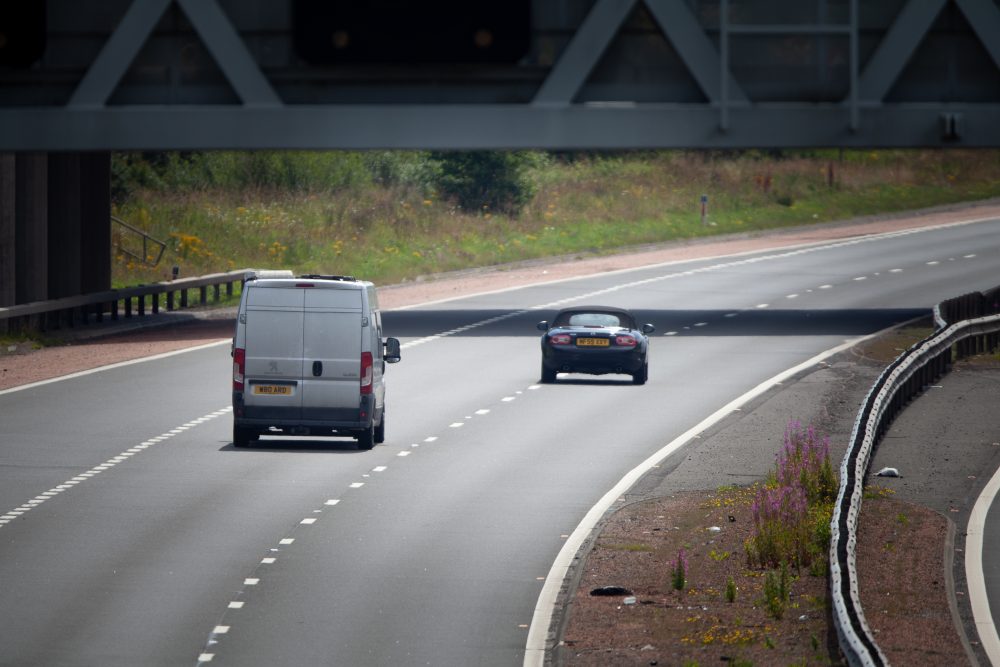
[746,422,837,569]
[604,543,654,552]
[671,548,688,591]
[726,576,738,603]
[762,561,793,620]
[864,484,896,500]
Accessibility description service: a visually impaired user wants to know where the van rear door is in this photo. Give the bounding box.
[301,285,363,421]
[243,284,305,419]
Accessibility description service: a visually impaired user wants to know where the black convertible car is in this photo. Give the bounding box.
[536,306,655,385]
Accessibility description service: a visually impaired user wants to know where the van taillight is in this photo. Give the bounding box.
[360,352,373,394]
[233,348,245,391]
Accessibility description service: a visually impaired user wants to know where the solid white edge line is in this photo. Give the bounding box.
[0,339,231,396]
[523,330,893,666]
[966,464,1000,663]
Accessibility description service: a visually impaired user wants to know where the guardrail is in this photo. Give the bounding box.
[831,287,1000,666]
[111,215,168,267]
[0,270,248,334]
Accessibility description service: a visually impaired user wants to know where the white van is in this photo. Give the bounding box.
[231,273,401,449]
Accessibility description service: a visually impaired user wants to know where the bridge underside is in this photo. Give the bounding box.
[1,0,999,150]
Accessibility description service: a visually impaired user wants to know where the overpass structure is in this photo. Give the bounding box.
[2,0,1000,314]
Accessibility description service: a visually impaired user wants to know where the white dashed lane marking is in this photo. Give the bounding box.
[0,407,232,529]
[198,381,552,662]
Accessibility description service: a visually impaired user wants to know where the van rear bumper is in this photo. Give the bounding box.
[233,393,378,433]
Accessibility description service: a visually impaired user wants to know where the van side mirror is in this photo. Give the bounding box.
[384,337,401,363]
[642,323,656,334]
[536,321,549,331]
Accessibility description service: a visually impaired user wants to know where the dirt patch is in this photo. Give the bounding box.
[558,488,963,666]
[857,493,965,666]
[0,319,235,390]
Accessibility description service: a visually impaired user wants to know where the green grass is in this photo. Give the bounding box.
[111,149,1000,288]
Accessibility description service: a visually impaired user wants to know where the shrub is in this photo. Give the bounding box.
[429,150,544,215]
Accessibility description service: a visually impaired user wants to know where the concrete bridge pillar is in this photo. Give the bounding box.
[1,155,14,330]
[47,152,82,300]
[0,152,110,333]
[79,153,110,295]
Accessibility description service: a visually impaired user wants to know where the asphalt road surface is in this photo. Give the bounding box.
[1,217,998,666]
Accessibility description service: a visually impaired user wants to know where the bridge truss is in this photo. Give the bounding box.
[1,0,999,150]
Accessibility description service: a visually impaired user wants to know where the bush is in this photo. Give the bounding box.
[429,150,544,215]
[112,151,377,198]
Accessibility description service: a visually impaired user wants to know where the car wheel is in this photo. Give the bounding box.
[540,364,557,384]
[233,423,255,447]
[632,362,648,385]
[374,411,386,444]
[357,422,375,450]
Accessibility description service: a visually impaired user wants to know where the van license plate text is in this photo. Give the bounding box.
[576,338,609,347]
[253,384,293,395]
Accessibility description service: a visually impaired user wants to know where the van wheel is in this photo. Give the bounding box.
[233,424,256,448]
[357,424,375,450]
[374,411,386,444]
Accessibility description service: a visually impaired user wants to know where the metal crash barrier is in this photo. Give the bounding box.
[831,286,1000,666]
[0,270,249,334]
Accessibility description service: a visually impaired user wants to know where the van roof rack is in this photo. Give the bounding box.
[298,274,357,282]
[245,269,295,281]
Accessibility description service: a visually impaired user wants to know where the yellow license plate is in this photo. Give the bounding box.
[576,337,609,347]
[253,384,293,395]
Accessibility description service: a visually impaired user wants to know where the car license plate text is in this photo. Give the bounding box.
[576,337,609,347]
[253,384,293,395]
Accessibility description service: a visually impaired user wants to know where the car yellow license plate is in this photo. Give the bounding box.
[253,384,293,395]
[576,337,609,347]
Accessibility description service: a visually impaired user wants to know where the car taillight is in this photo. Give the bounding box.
[549,333,572,345]
[615,335,637,347]
[233,348,246,391]
[360,352,373,394]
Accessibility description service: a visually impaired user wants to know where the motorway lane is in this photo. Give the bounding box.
[0,217,996,666]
